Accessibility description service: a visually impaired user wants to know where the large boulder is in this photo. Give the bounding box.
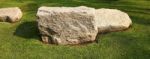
[95,8,132,32]
[0,7,22,23]
[37,6,98,45]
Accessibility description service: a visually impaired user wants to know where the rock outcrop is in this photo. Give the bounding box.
[37,6,132,45]
[95,8,132,32]
[37,6,98,45]
[0,7,22,23]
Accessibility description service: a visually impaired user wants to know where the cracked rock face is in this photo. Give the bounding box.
[0,7,22,23]
[37,6,98,45]
[95,8,132,32]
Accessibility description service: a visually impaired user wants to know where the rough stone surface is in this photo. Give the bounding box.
[0,7,22,22]
[95,8,132,32]
[37,6,98,45]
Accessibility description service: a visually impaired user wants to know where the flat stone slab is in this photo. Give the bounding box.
[95,8,132,32]
[0,7,22,23]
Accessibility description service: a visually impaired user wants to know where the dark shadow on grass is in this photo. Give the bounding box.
[13,21,40,40]
[130,15,150,26]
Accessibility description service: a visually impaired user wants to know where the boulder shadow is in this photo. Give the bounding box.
[13,21,40,40]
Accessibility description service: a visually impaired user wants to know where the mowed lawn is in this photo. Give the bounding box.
[0,0,150,59]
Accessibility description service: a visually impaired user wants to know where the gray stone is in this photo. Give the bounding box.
[37,6,98,45]
[0,7,22,23]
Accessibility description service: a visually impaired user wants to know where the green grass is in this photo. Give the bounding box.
[0,0,150,59]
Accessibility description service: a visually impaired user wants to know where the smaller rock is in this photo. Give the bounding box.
[0,7,22,23]
[95,8,132,32]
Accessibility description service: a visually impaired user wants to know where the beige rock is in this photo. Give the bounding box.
[37,6,98,45]
[0,7,22,22]
[95,8,132,32]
